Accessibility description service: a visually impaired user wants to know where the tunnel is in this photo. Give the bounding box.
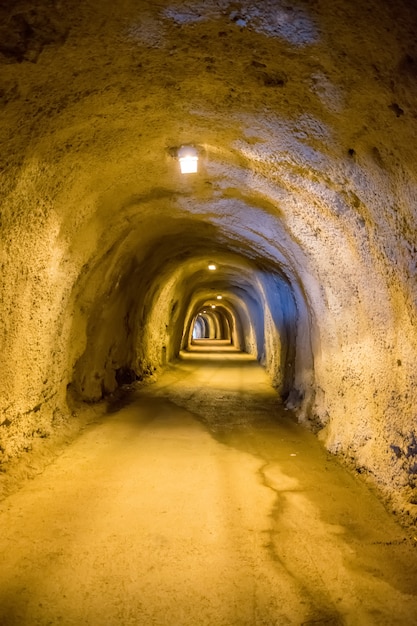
[1,0,417,623]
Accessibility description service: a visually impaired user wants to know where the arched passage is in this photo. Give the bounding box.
[0,0,416,527]
[192,308,231,341]
[192,315,206,339]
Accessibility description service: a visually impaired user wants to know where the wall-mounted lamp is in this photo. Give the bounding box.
[177,145,199,174]
[168,144,203,174]
[208,263,217,271]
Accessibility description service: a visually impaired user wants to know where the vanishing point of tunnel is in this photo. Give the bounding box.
[0,0,417,624]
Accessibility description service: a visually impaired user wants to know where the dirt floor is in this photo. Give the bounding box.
[1,340,417,625]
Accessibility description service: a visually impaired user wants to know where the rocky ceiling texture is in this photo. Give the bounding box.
[0,0,416,520]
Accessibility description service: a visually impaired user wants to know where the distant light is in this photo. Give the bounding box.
[203,310,207,313]
[211,305,216,309]
[216,295,222,300]
[177,145,198,174]
[208,263,217,271]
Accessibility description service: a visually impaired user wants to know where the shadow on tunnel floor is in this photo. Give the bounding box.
[107,339,265,415]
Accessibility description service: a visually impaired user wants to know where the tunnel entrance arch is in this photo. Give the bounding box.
[192,315,206,339]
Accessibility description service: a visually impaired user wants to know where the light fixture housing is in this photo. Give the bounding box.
[177,145,199,174]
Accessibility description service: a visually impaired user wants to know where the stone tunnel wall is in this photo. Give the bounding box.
[0,0,417,520]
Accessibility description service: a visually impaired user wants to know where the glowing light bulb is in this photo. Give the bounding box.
[216,295,222,300]
[208,263,217,271]
[179,155,198,173]
[177,146,198,174]
[211,305,216,309]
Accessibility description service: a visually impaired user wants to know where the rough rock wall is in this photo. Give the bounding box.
[0,0,416,518]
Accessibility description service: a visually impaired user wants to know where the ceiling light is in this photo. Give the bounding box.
[216,295,222,300]
[208,263,217,271]
[177,145,198,174]
[211,305,216,309]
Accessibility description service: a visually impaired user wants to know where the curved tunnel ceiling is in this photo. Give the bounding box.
[1,0,417,519]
